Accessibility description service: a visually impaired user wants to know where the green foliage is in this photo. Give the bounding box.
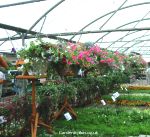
[103,94,150,102]
[36,106,150,137]
[37,96,51,123]
[36,73,126,107]
[57,83,77,100]
[129,90,150,94]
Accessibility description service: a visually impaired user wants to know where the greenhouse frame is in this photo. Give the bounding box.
[1,1,150,137]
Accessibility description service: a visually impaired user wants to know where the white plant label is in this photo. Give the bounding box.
[96,85,99,89]
[125,88,128,91]
[0,116,7,124]
[112,92,120,99]
[100,100,106,105]
[78,69,82,76]
[64,112,72,121]
[120,87,123,90]
[111,96,116,102]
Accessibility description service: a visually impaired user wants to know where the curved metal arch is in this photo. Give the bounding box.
[118,32,150,53]
[96,39,150,44]
[131,42,150,53]
[99,0,128,30]
[0,0,47,8]
[0,34,18,46]
[94,17,150,46]
[115,31,149,52]
[123,41,147,54]
[108,32,150,51]
[94,11,150,45]
[24,0,65,39]
[77,0,128,42]
[70,2,150,40]
[110,11,150,51]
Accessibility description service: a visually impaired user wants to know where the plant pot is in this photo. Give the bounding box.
[31,60,48,76]
[70,64,80,76]
[51,61,69,77]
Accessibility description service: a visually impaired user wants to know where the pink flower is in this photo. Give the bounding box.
[71,45,77,51]
[100,60,106,63]
[62,55,67,64]
[78,52,84,60]
[67,61,72,65]
[67,42,77,51]
[90,45,102,54]
[114,51,119,55]
[86,57,92,62]
[106,58,114,63]
[101,51,108,55]
[72,55,77,61]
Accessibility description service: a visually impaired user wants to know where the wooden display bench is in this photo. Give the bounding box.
[0,79,5,98]
[54,96,77,120]
[0,79,5,84]
[16,75,52,137]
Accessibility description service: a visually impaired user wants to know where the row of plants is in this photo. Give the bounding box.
[103,94,150,102]
[0,39,147,136]
[3,88,150,137]
[127,90,150,94]
[35,106,150,137]
[17,39,146,78]
[101,87,150,106]
[106,100,150,106]
[0,70,127,137]
[36,70,129,108]
[127,85,150,90]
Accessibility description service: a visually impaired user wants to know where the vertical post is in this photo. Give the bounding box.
[31,79,37,137]
[32,79,36,116]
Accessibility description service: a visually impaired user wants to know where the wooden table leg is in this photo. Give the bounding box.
[32,80,36,116]
[16,76,53,136]
[54,97,77,120]
[33,113,39,137]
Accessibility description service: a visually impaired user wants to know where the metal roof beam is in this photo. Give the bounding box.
[98,39,150,43]
[120,32,150,52]
[25,0,65,37]
[0,0,48,8]
[70,2,150,40]
[0,23,37,34]
[0,34,75,43]
[0,23,76,43]
[96,17,150,47]
[47,27,150,36]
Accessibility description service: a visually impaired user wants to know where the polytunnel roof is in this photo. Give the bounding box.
[1,0,150,61]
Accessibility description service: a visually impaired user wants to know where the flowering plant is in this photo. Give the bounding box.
[17,39,146,77]
[62,42,128,75]
[17,39,64,75]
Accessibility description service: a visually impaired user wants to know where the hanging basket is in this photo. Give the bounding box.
[69,64,81,76]
[51,61,69,77]
[30,60,48,76]
[97,62,110,75]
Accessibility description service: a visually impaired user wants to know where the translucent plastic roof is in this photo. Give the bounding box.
[1,0,150,61]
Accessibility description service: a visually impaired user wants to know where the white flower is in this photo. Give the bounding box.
[66,46,71,49]
[125,87,128,91]
[121,65,125,71]
[41,52,46,59]
[34,40,41,45]
[17,65,23,71]
[120,86,123,90]
[0,116,7,124]
[24,59,29,63]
